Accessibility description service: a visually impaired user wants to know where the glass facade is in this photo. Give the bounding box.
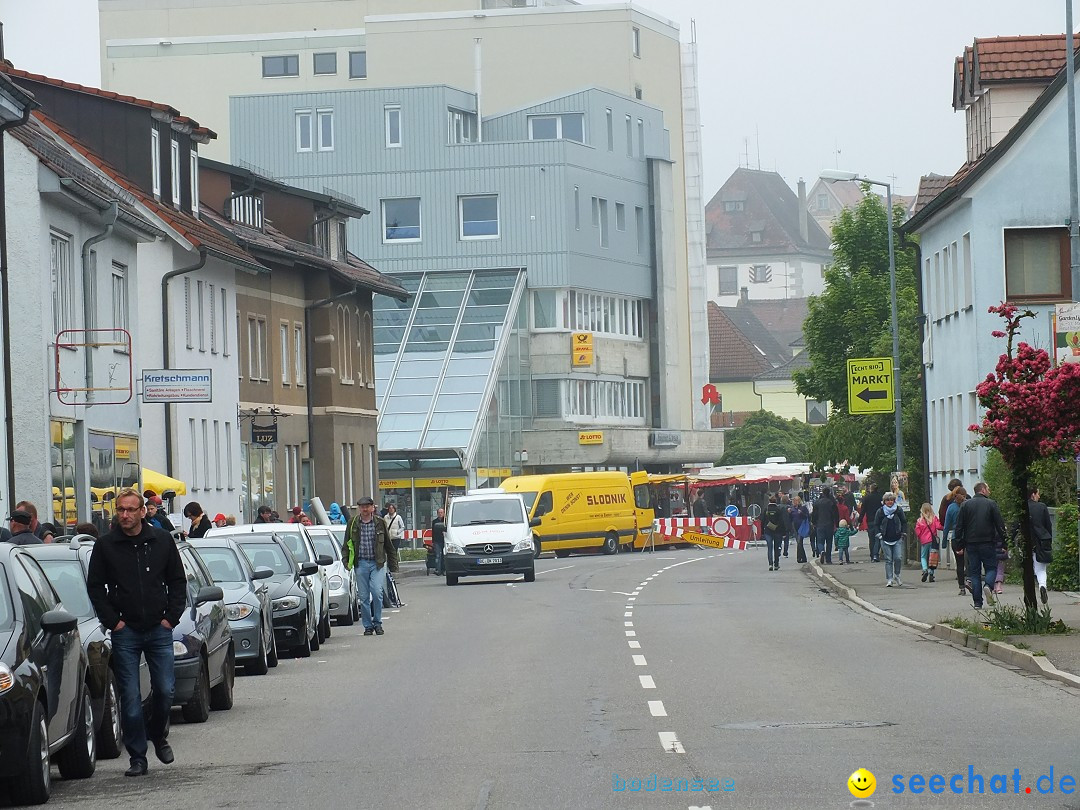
[88,431,140,534]
[50,421,77,530]
[241,443,276,517]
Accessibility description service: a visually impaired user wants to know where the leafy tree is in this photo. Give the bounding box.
[793,190,924,504]
[719,411,815,465]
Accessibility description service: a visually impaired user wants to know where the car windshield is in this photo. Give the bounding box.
[237,543,294,575]
[515,491,538,512]
[311,535,339,561]
[274,531,311,564]
[36,559,94,619]
[450,498,524,527]
[196,548,248,584]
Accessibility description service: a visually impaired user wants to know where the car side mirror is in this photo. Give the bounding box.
[316,555,333,567]
[299,562,319,576]
[41,609,78,635]
[195,585,224,606]
[251,567,273,580]
[529,517,542,527]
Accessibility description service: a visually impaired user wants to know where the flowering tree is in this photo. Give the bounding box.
[969,304,1080,607]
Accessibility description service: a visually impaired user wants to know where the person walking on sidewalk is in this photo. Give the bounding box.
[861,483,884,562]
[1028,487,1054,605]
[833,519,854,564]
[812,487,840,565]
[937,480,963,570]
[915,503,942,583]
[953,482,1006,609]
[343,496,399,636]
[943,487,969,595]
[789,496,811,563]
[872,491,907,587]
[762,495,789,572]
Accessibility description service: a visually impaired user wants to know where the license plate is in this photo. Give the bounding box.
[477,557,503,565]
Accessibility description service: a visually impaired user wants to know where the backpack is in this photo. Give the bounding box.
[764,504,782,533]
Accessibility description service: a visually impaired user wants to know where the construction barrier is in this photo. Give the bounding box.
[653,516,760,550]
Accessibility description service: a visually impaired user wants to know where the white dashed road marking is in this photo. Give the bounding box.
[537,565,575,575]
[632,654,647,666]
[639,675,656,689]
[624,611,633,617]
[624,621,633,627]
[658,732,685,753]
[648,700,667,717]
[628,640,641,648]
[625,630,636,636]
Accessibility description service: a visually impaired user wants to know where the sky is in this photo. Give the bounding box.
[0,0,1070,197]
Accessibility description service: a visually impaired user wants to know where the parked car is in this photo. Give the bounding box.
[25,537,151,759]
[172,541,234,723]
[208,525,332,645]
[0,544,94,804]
[229,534,321,658]
[305,526,357,626]
[189,537,277,674]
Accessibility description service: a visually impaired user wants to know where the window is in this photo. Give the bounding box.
[50,231,75,336]
[170,139,181,206]
[561,113,584,143]
[635,206,645,255]
[637,119,644,159]
[632,26,641,57]
[247,315,267,380]
[723,199,745,212]
[294,324,305,386]
[962,232,973,308]
[750,230,763,243]
[816,193,829,211]
[111,262,128,338]
[533,379,561,417]
[285,445,300,508]
[335,220,348,260]
[296,110,312,152]
[598,198,609,248]
[221,288,230,357]
[591,196,600,228]
[564,378,645,421]
[231,193,264,228]
[280,322,290,385]
[225,421,234,489]
[338,306,352,382]
[190,150,200,214]
[605,108,614,151]
[341,443,355,505]
[184,278,193,349]
[86,251,98,329]
[447,108,478,144]
[385,105,401,147]
[459,195,499,239]
[574,186,580,230]
[634,85,642,100]
[348,51,367,79]
[317,108,334,151]
[615,202,626,232]
[382,198,421,242]
[362,311,373,384]
[202,419,210,490]
[189,419,199,489]
[150,129,161,198]
[532,290,557,329]
[749,264,772,283]
[196,279,206,351]
[625,114,633,157]
[313,52,337,75]
[208,283,217,353]
[718,266,737,296]
[213,421,222,489]
[262,54,299,77]
[1004,227,1070,300]
[527,113,585,143]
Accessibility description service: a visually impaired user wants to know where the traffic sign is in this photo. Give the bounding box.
[847,357,895,414]
[724,504,740,518]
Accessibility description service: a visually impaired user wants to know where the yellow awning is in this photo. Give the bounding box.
[141,468,188,497]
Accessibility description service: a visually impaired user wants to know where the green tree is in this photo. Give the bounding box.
[793,189,925,505]
[719,411,815,465]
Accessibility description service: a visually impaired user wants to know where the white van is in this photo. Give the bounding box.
[442,492,537,586]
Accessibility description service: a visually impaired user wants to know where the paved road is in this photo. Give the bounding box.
[31,548,1080,809]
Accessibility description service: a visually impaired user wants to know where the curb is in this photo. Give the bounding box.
[807,561,1080,690]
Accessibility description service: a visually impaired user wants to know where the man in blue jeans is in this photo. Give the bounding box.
[952,481,1006,608]
[342,496,399,636]
[87,488,186,777]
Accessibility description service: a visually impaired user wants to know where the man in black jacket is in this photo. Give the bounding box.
[811,488,840,565]
[953,482,1006,609]
[87,488,186,777]
[1028,488,1054,605]
[860,483,884,562]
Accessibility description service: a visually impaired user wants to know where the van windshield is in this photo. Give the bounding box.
[450,499,524,527]
[516,492,538,512]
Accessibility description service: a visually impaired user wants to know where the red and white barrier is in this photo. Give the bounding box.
[653,516,760,550]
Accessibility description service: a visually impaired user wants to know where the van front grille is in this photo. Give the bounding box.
[466,542,513,555]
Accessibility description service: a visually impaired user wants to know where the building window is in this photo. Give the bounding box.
[615,203,626,232]
[294,324,305,386]
[214,420,223,489]
[225,421,233,490]
[86,250,98,329]
[385,104,401,147]
[221,288,230,356]
[533,379,561,417]
[723,199,745,212]
[382,198,421,242]
[447,108,477,144]
[816,193,829,211]
[170,139,181,206]
[313,52,337,75]
[632,26,641,57]
[348,51,367,79]
[564,378,645,421]
[196,279,206,351]
[189,419,198,490]
[280,322,290,385]
[209,283,217,353]
[637,119,645,158]
[750,230,763,243]
[50,231,75,336]
[262,54,299,77]
[574,186,580,230]
[189,149,200,214]
[749,264,772,283]
[634,85,642,100]
[231,193,264,228]
[247,315,267,381]
[605,108,614,151]
[184,278,193,349]
[532,290,557,329]
[636,206,645,254]
[111,262,128,337]
[202,420,210,490]
[335,220,348,260]
[338,306,352,382]
[962,232,973,308]
[296,110,312,152]
[150,129,161,198]
[316,108,334,151]
[718,266,738,296]
[625,114,633,157]
[341,443,356,505]
[1004,227,1070,300]
[528,113,584,143]
[598,198,609,248]
[459,195,499,239]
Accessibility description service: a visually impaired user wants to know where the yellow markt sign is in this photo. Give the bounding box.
[847,357,895,415]
[578,431,604,445]
[572,332,594,366]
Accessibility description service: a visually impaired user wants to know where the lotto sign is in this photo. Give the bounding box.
[571,332,594,366]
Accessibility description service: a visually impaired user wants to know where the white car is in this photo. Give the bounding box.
[305,526,358,626]
[206,524,333,646]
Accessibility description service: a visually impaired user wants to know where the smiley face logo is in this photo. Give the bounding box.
[848,768,876,798]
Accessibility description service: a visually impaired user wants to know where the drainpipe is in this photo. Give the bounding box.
[0,103,33,508]
[161,248,207,477]
[79,200,119,405]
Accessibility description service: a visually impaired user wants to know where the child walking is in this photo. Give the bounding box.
[833,519,854,564]
[915,503,942,583]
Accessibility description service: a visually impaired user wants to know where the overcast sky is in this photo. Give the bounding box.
[0,0,1070,196]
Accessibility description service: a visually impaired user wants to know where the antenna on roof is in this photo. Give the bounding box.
[742,137,750,169]
[755,125,761,170]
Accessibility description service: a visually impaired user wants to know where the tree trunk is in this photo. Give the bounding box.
[1012,469,1037,609]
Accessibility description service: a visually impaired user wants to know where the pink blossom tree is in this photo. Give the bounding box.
[970,304,1080,608]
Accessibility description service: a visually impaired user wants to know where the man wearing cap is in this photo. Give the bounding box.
[8,510,42,544]
[15,501,52,543]
[212,513,228,528]
[342,496,398,636]
[254,505,274,524]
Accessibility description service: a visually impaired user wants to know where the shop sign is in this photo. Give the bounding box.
[648,430,681,448]
[578,431,604,445]
[251,423,278,447]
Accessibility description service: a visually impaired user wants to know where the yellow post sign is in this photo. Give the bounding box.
[578,431,604,445]
[847,357,895,414]
[572,332,594,366]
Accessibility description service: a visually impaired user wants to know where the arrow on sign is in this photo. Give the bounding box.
[856,388,888,403]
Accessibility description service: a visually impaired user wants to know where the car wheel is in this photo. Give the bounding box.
[310,617,321,651]
[602,532,619,555]
[315,613,325,645]
[267,631,279,668]
[322,612,332,639]
[96,673,122,759]
[181,660,211,723]
[446,574,459,586]
[209,647,235,710]
[293,618,312,658]
[554,549,571,559]
[338,601,355,626]
[524,567,536,583]
[57,685,96,779]
[351,598,360,622]
[9,702,49,805]
[532,537,542,559]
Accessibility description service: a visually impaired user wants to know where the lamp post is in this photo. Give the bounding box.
[820,170,903,473]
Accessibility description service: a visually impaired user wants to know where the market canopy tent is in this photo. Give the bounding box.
[141,468,188,497]
[693,462,813,487]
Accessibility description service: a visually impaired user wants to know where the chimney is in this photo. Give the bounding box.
[740,286,749,304]
[797,178,809,243]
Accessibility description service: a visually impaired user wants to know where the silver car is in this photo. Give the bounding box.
[306,527,358,626]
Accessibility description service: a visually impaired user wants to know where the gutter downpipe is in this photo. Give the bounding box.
[304,285,359,467]
[79,200,119,405]
[0,104,33,508]
[161,248,207,478]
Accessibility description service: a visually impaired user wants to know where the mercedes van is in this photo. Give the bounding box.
[442,491,538,586]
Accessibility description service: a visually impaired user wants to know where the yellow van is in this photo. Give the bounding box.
[500,471,653,557]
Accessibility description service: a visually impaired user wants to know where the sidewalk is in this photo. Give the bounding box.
[807,540,1080,686]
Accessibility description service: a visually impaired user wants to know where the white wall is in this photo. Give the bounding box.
[707,256,826,304]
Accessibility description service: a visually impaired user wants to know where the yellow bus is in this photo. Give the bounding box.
[500,471,654,557]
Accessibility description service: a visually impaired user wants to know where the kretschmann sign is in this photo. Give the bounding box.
[141,369,213,403]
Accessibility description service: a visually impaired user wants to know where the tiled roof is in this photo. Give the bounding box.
[754,349,810,382]
[954,35,1079,110]
[708,302,787,383]
[739,297,809,355]
[706,168,832,259]
[908,174,950,218]
[823,179,866,209]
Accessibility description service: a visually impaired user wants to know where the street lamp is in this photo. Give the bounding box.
[820,170,904,473]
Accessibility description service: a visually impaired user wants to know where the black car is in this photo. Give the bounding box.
[232,535,320,658]
[25,539,153,760]
[0,543,94,804]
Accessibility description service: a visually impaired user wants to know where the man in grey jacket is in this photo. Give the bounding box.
[953,482,1006,609]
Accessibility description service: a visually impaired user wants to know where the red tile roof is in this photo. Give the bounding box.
[708,302,787,383]
[954,35,1080,110]
[908,174,951,218]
